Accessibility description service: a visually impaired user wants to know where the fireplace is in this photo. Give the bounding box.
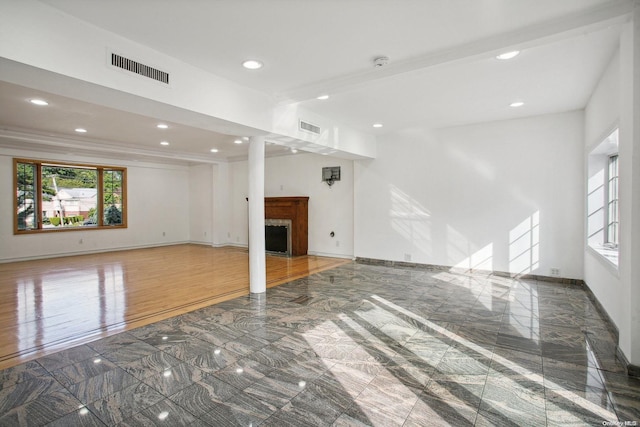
[265,197,308,256]
[265,218,292,255]
[248,197,309,256]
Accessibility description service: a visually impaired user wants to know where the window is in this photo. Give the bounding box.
[586,129,619,266]
[607,154,619,247]
[14,159,126,233]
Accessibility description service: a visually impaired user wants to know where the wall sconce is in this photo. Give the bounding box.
[322,166,341,187]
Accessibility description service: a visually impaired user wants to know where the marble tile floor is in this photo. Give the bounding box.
[0,262,639,426]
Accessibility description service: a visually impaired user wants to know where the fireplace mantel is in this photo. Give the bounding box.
[265,197,308,256]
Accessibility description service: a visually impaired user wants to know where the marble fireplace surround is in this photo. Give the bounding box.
[265,218,292,255]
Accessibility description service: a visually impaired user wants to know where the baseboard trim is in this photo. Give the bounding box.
[0,241,191,264]
[355,257,584,284]
[224,243,248,249]
[581,281,620,347]
[307,251,354,259]
[580,281,639,378]
[628,362,640,377]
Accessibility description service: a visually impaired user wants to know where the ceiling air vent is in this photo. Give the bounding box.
[111,53,169,84]
[299,119,321,135]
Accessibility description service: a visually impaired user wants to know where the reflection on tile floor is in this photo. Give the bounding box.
[1,262,639,426]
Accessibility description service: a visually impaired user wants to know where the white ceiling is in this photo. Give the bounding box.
[0,0,631,163]
[0,80,291,164]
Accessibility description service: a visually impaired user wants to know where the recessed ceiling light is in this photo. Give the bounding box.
[210,148,219,153]
[160,141,169,146]
[496,50,520,60]
[291,148,298,153]
[75,128,87,133]
[157,124,168,129]
[242,59,263,70]
[243,137,249,141]
[317,94,329,100]
[29,99,48,106]
[510,101,524,107]
[373,123,383,128]
[234,139,243,144]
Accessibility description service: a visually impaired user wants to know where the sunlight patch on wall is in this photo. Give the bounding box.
[446,225,471,269]
[587,167,605,245]
[509,211,540,275]
[390,185,431,254]
[453,242,493,272]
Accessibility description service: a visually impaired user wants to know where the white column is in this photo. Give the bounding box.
[248,136,266,294]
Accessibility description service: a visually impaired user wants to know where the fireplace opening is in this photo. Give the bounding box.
[265,219,292,255]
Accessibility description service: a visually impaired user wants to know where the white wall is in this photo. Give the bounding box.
[584,17,640,366]
[229,161,249,247]
[585,50,620,146]
[355,111,585,279]
[189,164,213,245]
[226,153,355,258]
[626,6,640,368]
[211,163,232,246]
[0,148,190,262]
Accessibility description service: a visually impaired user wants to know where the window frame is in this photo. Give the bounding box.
[13,158,127,234]
[606,154,619,247]
[586,127,619,268]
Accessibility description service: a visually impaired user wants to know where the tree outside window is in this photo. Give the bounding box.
[14,159,126,233]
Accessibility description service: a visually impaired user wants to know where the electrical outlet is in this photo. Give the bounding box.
[204,232,207,237]
[404,253,412,262]
[162,231,166,237]
[79,238,83,244]
[550,268,560,277]
[227,232,231,238]
[336,240,340,247]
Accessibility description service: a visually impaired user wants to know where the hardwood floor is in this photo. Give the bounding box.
[0,244,351,370]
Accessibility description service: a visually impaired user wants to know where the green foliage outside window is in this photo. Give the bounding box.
[14,159,126,233]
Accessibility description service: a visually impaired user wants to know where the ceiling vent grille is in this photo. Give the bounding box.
[111,53,169,84]
[299,120,321,135]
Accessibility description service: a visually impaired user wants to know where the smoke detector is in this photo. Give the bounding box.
[373,56,389,67]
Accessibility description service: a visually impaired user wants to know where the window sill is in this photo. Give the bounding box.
[15,225,127,234]
[587,243,619,269]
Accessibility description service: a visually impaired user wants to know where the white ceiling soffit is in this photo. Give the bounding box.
[0,78,280,164]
